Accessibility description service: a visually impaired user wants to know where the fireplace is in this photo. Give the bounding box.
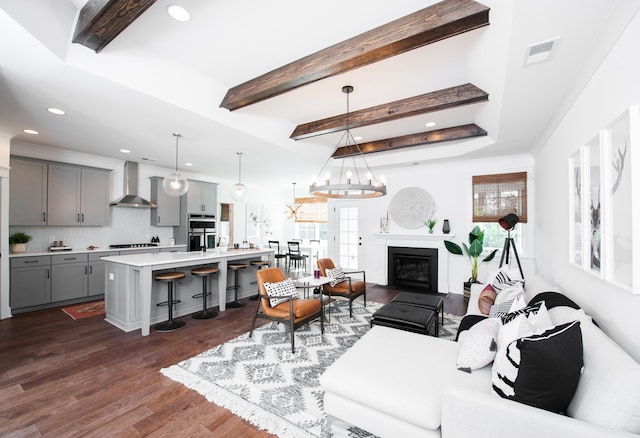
[388,246,438,293]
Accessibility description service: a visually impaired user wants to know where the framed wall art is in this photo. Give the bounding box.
[570,105,639,293]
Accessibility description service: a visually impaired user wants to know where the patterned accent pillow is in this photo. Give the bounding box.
[491,268,524,292]
[495,301,542,324]
[263,278,300,307]
[326,266,345,286]
[492,321,583,413]
[456,317,500,373]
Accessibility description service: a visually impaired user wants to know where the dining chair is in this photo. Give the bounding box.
[317,258,366,317]
[250,267,323,353]
[309,239,321,264]
[287,241,307,272]
[268,240,287,268]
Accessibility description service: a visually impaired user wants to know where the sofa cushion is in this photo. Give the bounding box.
[492,321,583,413]
[456,317,500,372]
[263,278,300,306]
[478,284,497,315]
[529,291,580,310]
[567,313,640,433]
[320,326,491,431]
[325,266,345,286]
[491,267,524,292]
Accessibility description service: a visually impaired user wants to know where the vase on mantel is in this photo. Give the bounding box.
[442,219,451,234]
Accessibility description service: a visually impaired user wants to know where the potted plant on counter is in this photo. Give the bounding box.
[444,226,497,302]
[9,231,32,253]
[425,216,437,234]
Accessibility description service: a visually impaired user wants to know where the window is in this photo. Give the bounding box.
[472,172,528,223]
[294,197,327,223]
[472,172,527,252]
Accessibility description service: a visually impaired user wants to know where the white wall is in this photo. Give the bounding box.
[535,10,640,361]
[355,154,535,293]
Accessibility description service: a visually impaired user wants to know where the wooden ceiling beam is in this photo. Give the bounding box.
[331,124,487,158]
[72,0,157,53]
[220,0,490,111]
[291,83,488,140]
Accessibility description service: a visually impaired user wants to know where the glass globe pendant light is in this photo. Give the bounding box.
[231,151,247,202]
[163,133,189,197]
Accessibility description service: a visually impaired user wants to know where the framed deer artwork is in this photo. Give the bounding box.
[571,105,640,293]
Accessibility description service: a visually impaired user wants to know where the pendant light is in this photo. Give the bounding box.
[286,182,302,220]
[231,152,247,202]
[310,85,386,199]
[163,133,189,197]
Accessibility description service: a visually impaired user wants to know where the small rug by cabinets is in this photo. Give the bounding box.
[161,299,462,438]
[61,300,105,320]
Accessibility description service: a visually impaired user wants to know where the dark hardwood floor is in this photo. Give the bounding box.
[0,286,466,437]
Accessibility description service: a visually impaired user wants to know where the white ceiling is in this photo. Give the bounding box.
[1,0,639,194]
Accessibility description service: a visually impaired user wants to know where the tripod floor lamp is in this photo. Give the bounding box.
[499,213,524,279]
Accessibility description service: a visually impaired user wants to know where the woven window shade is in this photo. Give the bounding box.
[294,197,328,223]
[472,172,527,223]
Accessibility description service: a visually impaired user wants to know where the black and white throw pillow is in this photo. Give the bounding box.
[492,320,584,413]
[263,278,300,307]
[491,269,524,292]
[326,266,345,286]
[495,301,542,324]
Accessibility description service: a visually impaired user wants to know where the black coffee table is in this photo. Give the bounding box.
[390,292,444,336]
[371,302,437,336]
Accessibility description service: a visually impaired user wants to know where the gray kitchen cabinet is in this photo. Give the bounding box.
[10,256,51,309]
[149,176,181,226]
[88,251,119,296]
[47,164,109,226]
[51,254,89,302]
[186,180,217,214]
[9,158,48,225]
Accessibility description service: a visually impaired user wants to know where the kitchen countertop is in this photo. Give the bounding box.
[101,247,273,267]
[8,244,187,258]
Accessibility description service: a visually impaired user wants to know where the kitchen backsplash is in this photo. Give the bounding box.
[9,207,177,253]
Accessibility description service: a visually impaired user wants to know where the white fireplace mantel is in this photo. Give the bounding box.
[372,233,455,293]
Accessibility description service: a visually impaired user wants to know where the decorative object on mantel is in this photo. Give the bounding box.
[9,231,32,253]
[444,225,497,302]
[388,187,435,229]
[442,219,451,234]
[309,85,386,199]
[231,151,247,202]
[163,133,189,197]
[425,216,437,234]
[380,211,389,233]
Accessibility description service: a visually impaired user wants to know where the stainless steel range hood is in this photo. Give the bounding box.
[110,161,157,208]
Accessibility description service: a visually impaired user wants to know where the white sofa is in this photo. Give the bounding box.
[319,275,640,437]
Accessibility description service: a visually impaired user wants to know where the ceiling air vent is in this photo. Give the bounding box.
[524,38,558,66]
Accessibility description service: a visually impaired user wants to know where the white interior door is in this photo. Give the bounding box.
[333,202,366,269]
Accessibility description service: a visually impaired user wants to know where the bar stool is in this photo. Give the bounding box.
[154,271,187,332]
[249,260,270,300]
[191,266,219,319]
[227,263,248,308]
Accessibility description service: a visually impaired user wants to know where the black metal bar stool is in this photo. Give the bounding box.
[227,263,248,308]
[154,271,187,332]
[191,266,219,319]
[249,259,270,300]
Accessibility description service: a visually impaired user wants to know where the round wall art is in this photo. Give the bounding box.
[388,187,435,229]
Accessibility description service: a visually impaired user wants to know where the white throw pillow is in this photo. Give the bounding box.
[490,267,524,292]
[326,266,345,286]
[263,278,300,307]
[456,317,500,372]
[491,283,525,316]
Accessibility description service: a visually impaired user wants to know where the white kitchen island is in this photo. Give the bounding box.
[102,248,274,336]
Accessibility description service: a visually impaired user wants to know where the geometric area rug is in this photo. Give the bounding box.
[161,300,461,438]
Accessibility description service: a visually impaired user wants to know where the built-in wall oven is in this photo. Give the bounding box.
[188,214,216,251]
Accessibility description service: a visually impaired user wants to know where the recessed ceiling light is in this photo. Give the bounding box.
[425,121,436,127]
[24,129,38,135]
[167,5,190,22]
[354,136,363,141]
[185,162,193,166]
[47,107,66,115]
[120,149,131,154]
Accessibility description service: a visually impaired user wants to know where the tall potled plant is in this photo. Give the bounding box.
[444,225,497,284]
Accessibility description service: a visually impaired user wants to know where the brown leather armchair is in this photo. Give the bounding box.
[317,258,366,317]
[250,267,323,353]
